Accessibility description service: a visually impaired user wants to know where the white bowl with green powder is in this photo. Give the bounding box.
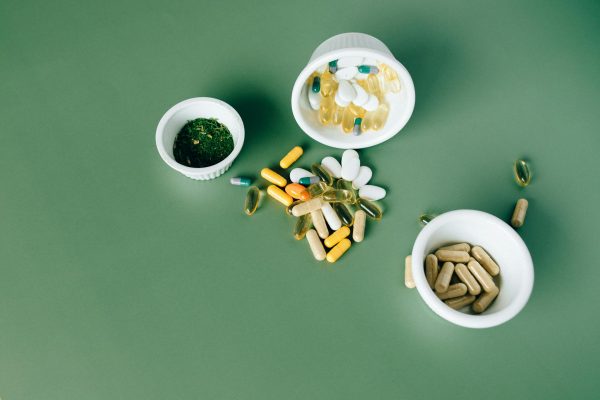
[156,97,244,180]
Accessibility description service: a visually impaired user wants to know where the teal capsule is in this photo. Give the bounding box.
[357,198,382,220]
[332,203,354,227]
[513,159,531,187]
[307,181,329,198]
[357,65,379,74]
[323,189,356,204]
[230,177,252,186]
[352,118,362,136]
[311,76,321,93]
[329,59,338,73]
[311,163,334,186]
[299,176,321,185]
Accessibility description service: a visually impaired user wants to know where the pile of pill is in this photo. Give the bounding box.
[233,146,387,263]
[405,243,502,313]
[306,57,401,135]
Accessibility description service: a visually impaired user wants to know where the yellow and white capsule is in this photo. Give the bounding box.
[261,168,287,187]
[267,185,293,206]
[326,238,351,263]
[279,146,303,169]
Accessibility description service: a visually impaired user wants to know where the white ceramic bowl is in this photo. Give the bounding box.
[155,97,244,180]
[411,210,534,329]
[291,32,415,149]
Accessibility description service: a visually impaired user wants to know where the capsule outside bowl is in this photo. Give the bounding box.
[411,210,534,329]
[291,32,416,149]
[155,97,245,180]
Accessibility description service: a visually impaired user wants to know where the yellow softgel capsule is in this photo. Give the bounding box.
[371,103,389,131]
[320,70,336,97]
[319,95,335,125]
[293,214,312,240]
[261,168,287,187]
[267,185,293,206]
[324,226,351,248]
[244,186,260,216]
[279,146,303,169]
[326,238,351,263]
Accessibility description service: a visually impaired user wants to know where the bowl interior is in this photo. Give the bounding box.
[292,50,415,149]
[411,210,534,328]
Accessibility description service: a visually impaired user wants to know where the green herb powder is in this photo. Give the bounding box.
[173,118,234,167]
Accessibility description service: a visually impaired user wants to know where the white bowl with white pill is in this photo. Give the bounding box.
[155,97,245,180]
[291,32,415,149]
[411,210,534,329]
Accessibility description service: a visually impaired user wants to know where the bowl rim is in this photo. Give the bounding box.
[290,48,415,149]
[411,209,534,329]
[155,97,245,175]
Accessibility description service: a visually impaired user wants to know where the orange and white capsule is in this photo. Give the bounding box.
[279,146,303,169]
[326,238,351,263]
[267,185,293,206]
[261,168,287,187]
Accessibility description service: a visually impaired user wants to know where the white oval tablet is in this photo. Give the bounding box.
[290,168,315,183]
[321,156,342,178]
[341,150,360,181]
[351,83,369,107]
[335,66,358,81]
[352,166,372,189]
[321,202,342,231]
[334,90,351,107]
[362,95,379,112]
[359,185,386,201]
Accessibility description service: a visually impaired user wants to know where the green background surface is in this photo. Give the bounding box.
[1,0,599,399]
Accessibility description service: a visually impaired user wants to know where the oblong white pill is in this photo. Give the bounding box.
[321,202,342,231]
[359,185,386,201]
[341,149,360,181]
[352,166,372,189]
[290,168,314,183]
[362,95,379,112]
[335,67,358,81]
[337,80,356,102]
[308,87,320,110]
[335,91,350,107]
[337,56,364,68]
[321,156,342,178]
[352,83,369,107]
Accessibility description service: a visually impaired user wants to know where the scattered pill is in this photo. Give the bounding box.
[321,156,342,178]
[470,246,500,276]
[285,183,311,201]
[311,163,334,186]
[321,202,342,231]
[244,186,260,216]
[425,254,438,289]
[306,229,326,261]
[434,250,470,263]
[352,166,372,189]
[332,202,354,227]
[513,159,531,187]
[357,198,382,220]
[293,214,313,240]
[405,255,415,288]
[326,238,351,263]
[261,168,287,187]
[472,286,499,313]
[445,295,476,310]
[279,146,303,169]
[299,176,321,186]
[353,210,366,242]
[341,150,360,181]
[358,185,386,201]
[290,168,314,183]
[267,185,293,206]
[307,181,329,197]
[324,226,351,248]
[310,209,329,239]
[511,198,528,228]
[454,263,481,296]
[437,283,467,300]
[435,262,455,293]
[439,243,471,252]
[230,177,252,186]
[323,189,356,203]
[467,259,496,293]
[292,197,324,217]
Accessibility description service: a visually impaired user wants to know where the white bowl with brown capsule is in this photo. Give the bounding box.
[411,210,534,329]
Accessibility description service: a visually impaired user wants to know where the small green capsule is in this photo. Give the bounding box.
[323,189,356,204]
[299,176,320,185]
[352,118,362,136]
[307,181,330,198]
[357,198,382,220]
[311,163,334,186]
[513,159,531,187]
[328,59,338,73]
[244,186,260,216]
[286,200,302,216]
[418,213,436,226]
[311,76,321,93]
[357,65,379,74]
[332,203,354,227]
[293,214,312,240]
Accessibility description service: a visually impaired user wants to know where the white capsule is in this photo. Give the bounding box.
[359,185,386,201]
[306,229,326,261]
[337,56,364,68]
[337,80,356,102]
[334,90,351,107]
[290,168,315,183]
[321,156,342,178]
[308,86,320,110]
[341,150,360,181]
[321,202,342,231]
[351,83,369,107]
[362,95,379,112]
[352,166,372,189]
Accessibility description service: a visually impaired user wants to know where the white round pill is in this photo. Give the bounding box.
[352,166,372,189]
[359,185,386,201]
[290,168,315,183]
[352,83,369,107]
[337,80,356,102]
[335,66,358,81]
[321,156,342,178]
[362,95,380,112]
[341,150,360,181]
[337,56,364,68]
[334,90,351,107]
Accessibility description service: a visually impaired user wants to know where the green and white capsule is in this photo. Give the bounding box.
[230,177,252,186]
[357,65,379,74]
[299,176,321,185]
[352,118,362,136]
